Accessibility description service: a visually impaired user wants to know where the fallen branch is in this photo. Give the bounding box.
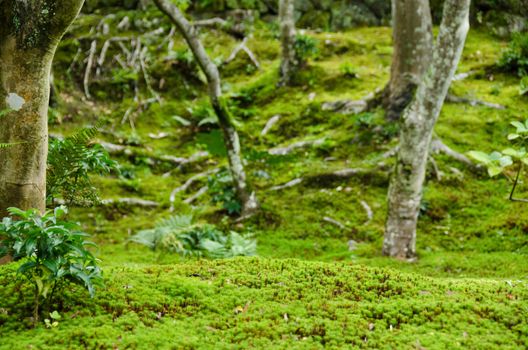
[323,216,345,230]
[446,93,505,110]
[169,168,220,211]
[269,138,325,156]
[101,198,159,208]
[321,88,384,115]
[223,37,260,69]
[54,197,159,208]
[269,178,303,191]
[270,167,379,191]
[193,17,228,28]
[184,186,209,205]
[322,99,367,115]
[261,114,281,136]
[360,200,373,224]
[99,141,209,167]
[83,40,97,99]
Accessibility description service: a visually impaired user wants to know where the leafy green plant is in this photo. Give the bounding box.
[0,206,103,324]
[129,214,256,258]
[294,34,318,67]
[469,119,528,202]
[498,32,528,77]
[208,168,242,214]
[44,311,62,329]
[47,125,118,206]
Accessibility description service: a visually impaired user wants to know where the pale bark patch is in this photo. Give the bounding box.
[6,92,25,111]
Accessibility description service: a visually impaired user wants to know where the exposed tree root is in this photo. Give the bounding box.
[223,37,260,69]
[99,141,209,167]
[430,138,480,170]
[169,168,220,211]
[323,216,346,230]
[446,93,505,110]
[321,88,385,115]
[269,138,326,155]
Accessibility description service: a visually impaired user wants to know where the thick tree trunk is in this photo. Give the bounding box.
[153,0,259,217]
[385,0,433,121]
[0,0,84,264]
[383,0,470,259]
[278,0,297,86]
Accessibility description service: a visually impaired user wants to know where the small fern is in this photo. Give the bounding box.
[47,123,118,206]
[129,215,257,258]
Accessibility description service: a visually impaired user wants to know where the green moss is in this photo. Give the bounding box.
[18,12,528,347]
[1,258,527,349]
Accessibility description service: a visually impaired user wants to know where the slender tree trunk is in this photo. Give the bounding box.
[383,0,471,259]
[153,0,259,217]
[278,0,297,86]
[0,0,85,264]
[385,0,433,121]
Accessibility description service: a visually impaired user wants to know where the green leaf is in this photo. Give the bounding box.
[508,133,520,140]
[50,311,61,320]
[488,165,503,177]
[511,121,527,132]
[502,148,526,159]
[468,151,491,164]
[499,155,513,167]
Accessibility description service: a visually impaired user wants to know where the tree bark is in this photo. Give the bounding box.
[383,0,471,259]
[385,0,433,121]
[278,0,297,86]
[0,1,84,265]
[153,0,259,217]
[0,1,84,219]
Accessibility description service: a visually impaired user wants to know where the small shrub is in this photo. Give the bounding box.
[0,206,103,324]
[208,169,242,214]
[294,34,319,67]
[129,214,256,258]
[47,125,118,206]
[498,32,528,77]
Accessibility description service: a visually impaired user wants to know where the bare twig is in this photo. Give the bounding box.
[323,216,346,230]
[101,198,159,207]
[184,186,209,204]
[169,168,220,210]
[83,40,97,99]
[223,37,260,69]
[360,200,373,224]
[270,178,303,191]
[269,138,325,156]
[193,17,228,27]
[261,115,281,136]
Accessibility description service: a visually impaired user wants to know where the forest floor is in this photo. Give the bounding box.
[1,8,528,349]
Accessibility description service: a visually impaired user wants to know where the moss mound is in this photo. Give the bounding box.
[1,259,527,349]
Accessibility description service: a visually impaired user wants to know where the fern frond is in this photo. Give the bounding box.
[129,215,257,258]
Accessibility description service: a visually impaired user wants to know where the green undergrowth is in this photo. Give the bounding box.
[4,7,528,347]
[1,258,527,349]
[47,13,528,278]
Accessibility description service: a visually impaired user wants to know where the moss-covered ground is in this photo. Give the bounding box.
[2,6,528,349]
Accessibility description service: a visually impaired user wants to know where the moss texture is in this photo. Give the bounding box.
[2,4,528,348]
